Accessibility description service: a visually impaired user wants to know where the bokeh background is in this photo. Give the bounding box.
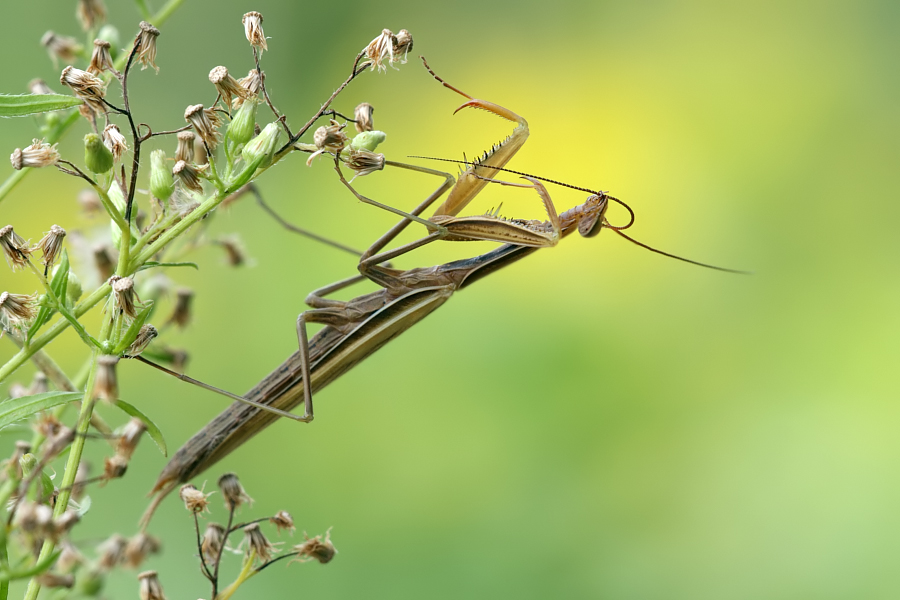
[1,0,899,598]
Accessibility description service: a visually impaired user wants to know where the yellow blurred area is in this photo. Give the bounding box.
[0,0,898,598]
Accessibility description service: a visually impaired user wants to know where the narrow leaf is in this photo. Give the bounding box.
[27,250,70,340]
[0,550,61,582]
[137,261,199,272]
[0,392,82,430]
[0,94,82,118]
[113,400,167,456]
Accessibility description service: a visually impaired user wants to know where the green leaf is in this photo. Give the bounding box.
[112,301,154,355]
[113,400,167,456]
[0,392,82,430]
[0,94,82,118]
[0,550,61,582]
[27,250,70,341]
[137,261,199,272]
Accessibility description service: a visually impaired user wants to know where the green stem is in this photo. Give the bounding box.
[26,261,100,350]
[134,0,152,20]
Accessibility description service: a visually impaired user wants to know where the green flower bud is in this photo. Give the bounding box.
[96,25,120,59]
[350,130,386,152]
[227,98,258,146]
[84,133,113,174]
[66,270,83,303]
[241,122,280,167]
[75,568,105,597]
[149,150,174,201]
[19,453,37,476]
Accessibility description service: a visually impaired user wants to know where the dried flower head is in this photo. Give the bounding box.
[354,102,374,133]
[77,0,107,31]
[117,418,147,460]
[270,510,295,535]
[10,139,60,171]
[393,29,413,63]
[103,453,128,480]
[14,502,54,536]
[292,529,337,564]
[88,39,115,75]
[97,534,128,570]
[209,66,251,109]
[201,522,226,563]
[179,483,213,514]
[167,288,194,328]
[306,120,348,166]
[78,189,102,214]
[93,244,115,281]
[109,276,140,319]
[51,510,81,541]
[242,523,276,562]
[173,160,205,193]
[34,413,62,439]
[41,31,80,65]
[28,79,55,95]
[136,21,161,72]
[364,29,396,72]
[0,292,37,324]
[57,541,85,572]
[218,472,253,510]
[93,355,119,401]
[126,324,158,357]
[36,224,66,268]
[60,66,107,114]
[242,12,267,52]
[345,149,385,181]
[36,573,74,589]
[184,104,222,150]
[174,130,196,163]
[233,69,263,108]
[126,533,161,569]
[102,124,128,161]
[137,570,166,600]
[0,225,32,270]
[213,236,246,267]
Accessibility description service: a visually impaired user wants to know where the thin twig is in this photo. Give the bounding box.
[211,507,235,598]
[194,512,215,581]
[119,39,143,223]
[253,48,291,137]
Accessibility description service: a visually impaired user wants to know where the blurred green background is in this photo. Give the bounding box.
[1,0,899,598]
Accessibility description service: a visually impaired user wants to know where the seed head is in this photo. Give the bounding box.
[60,66,106,114]
[137,570,166,600]
[97,534,127,570]
[10,139,60,171]
[306,120,348,166]
[102,124,128,161]
[354,102,374,133]
[103,453,128,480]
[196,523,224,564]
[173,160,205,194]
[0,292,37,324]
[76,0,107,31]
[88,39,115,75]
[184,104,222,150]
[270,510,296,535]
[136,21,161,73]
[169,288,194,328]
[117,417,147,460]
[93,355,119,401]
[233,69,263,109]
[243,523,276,562]
[209,66,251,109]
[393,29,413,63]
[217,472,253,510]
[179,483,213,514]
[126,534,161,569]
[93,244,115,281]
[242,12,268,52]
[364,29,396,72]
[110,275,140,319]
[345,149,385,181]
[292,529,337,564]
[0,225,32,271]
[36,224,66,269]
[41,31,80,65]
[174,130,196,164]
[126,324,158,357]
[28,79,55,95]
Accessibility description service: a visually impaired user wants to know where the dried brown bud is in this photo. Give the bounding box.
[137,570,166,600]
[126,533,161,569]
[292,529,337,564]
[60,66,106,113]
[270,510,295,535]
[36,224,66,268]
[14,502,54,536]
[0,292,37,324]
[109,276,140,319]
[57,541,84,572]
[93,355,119,402]
[345,149,385,181]
[184,104,222,150]
[217,472,253,510]
[102,453,127,480]
[76,0,107,31]
[179,483,212,514]
[41,31,80,65]
[102,124,128,161]
[97,534,128,570]
[393,29,413,63]
[354,102,374,133]
[233,69,263,109]
[51,510,81,541]
[36,572,75,588]
[136,21,160,73]
[174,130,196,163]
[168,288,193,328]
[306,120,348,166]
[213,236,246,267]
[173,160,205,194]
[242,523,275,562]
[0,225,32,270]
[10,139,60,171]
[34,413,62,438]
[93,244,115,281]
[126,324,158,357]
[88,39,115,75]
[201,522,226,563]
[242,12,268,52]
[28,79,55,95]
[209,66,251,109]
[117,418,146,460]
